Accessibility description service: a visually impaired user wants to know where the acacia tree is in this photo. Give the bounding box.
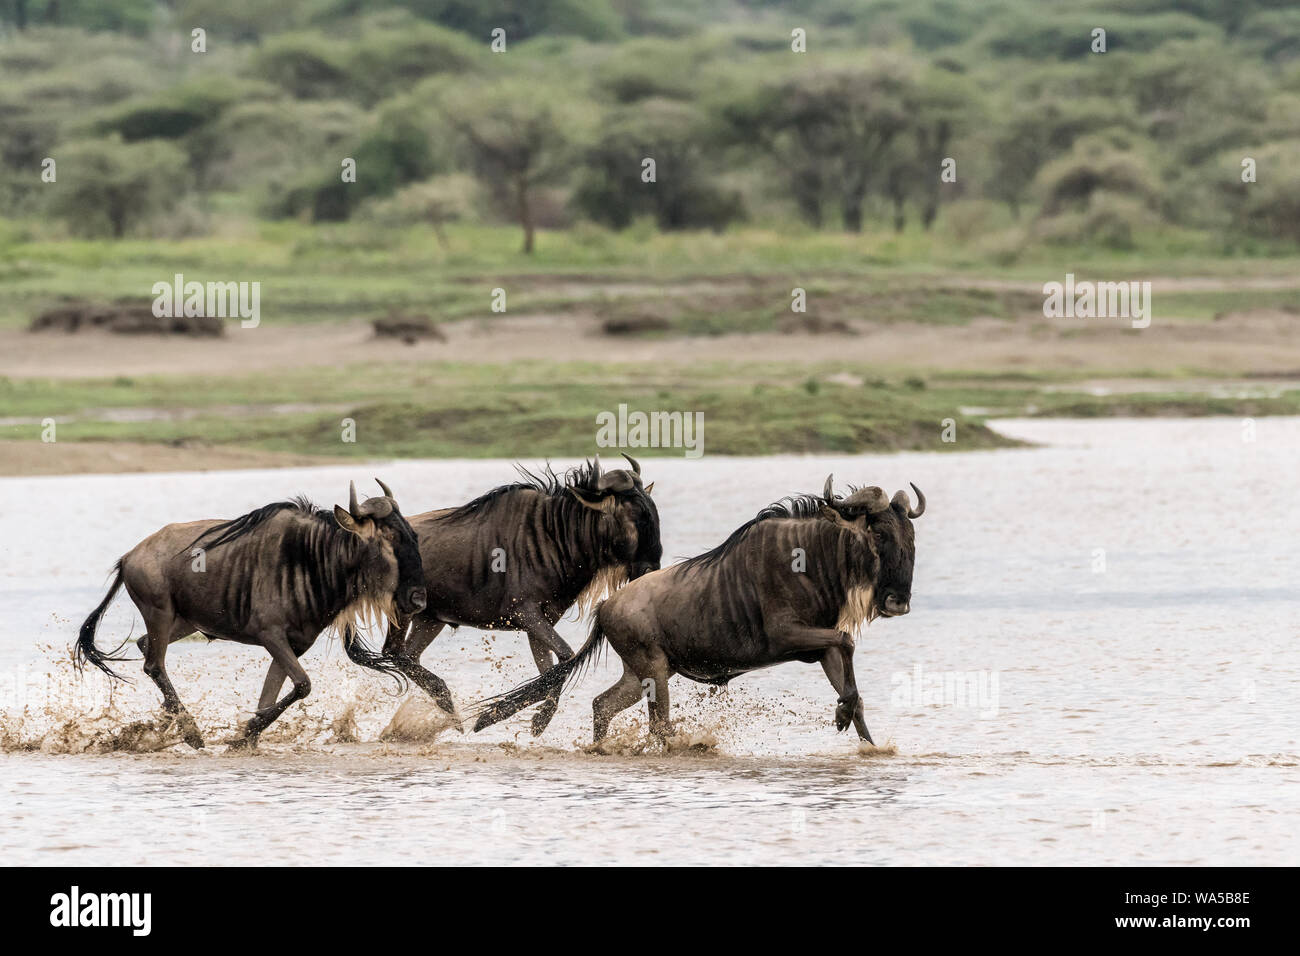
[912,72,975,230]
[573,98,743,231]
[438,79,578,253]
[724,61,916,232]
[986,92,1128,219]
[45,136,188,237]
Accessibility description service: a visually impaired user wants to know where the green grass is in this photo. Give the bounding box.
[4,361,1299,460]
[5,218,1300,462]
[3,220,1300,330]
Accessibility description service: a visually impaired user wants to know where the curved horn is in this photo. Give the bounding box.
[907,482,925,519]
[621,452,641,476]
[375,477,394,499]
[892,483,926,519]
[349,480,361,519]
[593,453,602,475]
[823,474,836,503]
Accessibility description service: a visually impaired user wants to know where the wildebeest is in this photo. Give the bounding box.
[76,480,426,748]
[474,476,924,745]
[382,455,661,734]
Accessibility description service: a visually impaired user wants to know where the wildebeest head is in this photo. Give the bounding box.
[333,478,427,617]
[820,475,925,618]
[568,453,662,580]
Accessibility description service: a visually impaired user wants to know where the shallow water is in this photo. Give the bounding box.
[1,419,1297,864]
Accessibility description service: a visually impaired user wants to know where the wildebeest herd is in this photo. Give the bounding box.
[76,456,924,749]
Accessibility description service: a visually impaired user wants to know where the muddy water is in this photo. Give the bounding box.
[2,420,1297,865]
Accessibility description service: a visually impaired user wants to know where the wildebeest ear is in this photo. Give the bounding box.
[334,505,363,535]
[570,486,617,514]
[644,481,655,495]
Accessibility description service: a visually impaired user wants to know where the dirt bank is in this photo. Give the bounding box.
[4,307,1300,381]
[0,440,350,476]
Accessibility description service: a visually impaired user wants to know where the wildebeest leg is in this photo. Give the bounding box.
[387,615,458,724]
[400,615,445,659]
[520,611,575,736]
[820,649,873,743]
[592,664,644,742]
[767,625,863,738]
[138,608,205,749]
[645,651,675,743]
[258,661,287,710]
[235,632,311,747]
[381,619,408,658]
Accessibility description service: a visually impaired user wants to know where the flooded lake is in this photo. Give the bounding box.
[2,418,1297,865]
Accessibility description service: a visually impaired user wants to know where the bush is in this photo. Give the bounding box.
[348,19,481,103]
[360,174,480,237]
[573,99,744,231]
[941,200,1005,242]
[253,34,353,100]
[374,0,623,42]
[266,113,437,221]
[1032,193,1156,250]
[43,136,190,237]
[5,0,158,34]
[96,77,278,143]
[199,99,366,192]
[1036,145,1162,215]
[1231,141,1300,243]
[980,11,1219,60]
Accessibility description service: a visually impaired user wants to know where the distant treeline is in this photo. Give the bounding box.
[2,0,1299,251]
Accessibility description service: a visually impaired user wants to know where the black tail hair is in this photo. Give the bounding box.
[75,561,131,683]
[472,615,607,732]
[341,625,409,692]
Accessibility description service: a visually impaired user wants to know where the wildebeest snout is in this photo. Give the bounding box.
[883,594,910,616]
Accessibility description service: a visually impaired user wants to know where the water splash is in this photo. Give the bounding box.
[379,696,459,743]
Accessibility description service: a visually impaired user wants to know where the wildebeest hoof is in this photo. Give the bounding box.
[175,714,204,749]
[835,699,855,732]
[227,728,261,751]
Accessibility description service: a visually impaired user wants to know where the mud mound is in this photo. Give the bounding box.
[372,312,446,344]
[778,315,860,335]
[601,314,673,336]
[30,301,223,337]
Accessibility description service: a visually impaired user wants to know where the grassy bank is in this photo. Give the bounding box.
[3,222,1299,331]
[0,361,1016,458]
[3,361,1299,469]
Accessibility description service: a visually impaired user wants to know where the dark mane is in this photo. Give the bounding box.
[187,495,330,553]
[681,493,828,569]
[440,460,602,522]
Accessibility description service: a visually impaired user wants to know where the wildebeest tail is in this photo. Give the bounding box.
[472,616,607,732]
[341,625,409,692]
[75,561,131,682]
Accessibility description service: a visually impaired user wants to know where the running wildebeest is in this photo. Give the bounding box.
[474,476,924,745]
[76,479,426,748]
[382,455,661,734]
